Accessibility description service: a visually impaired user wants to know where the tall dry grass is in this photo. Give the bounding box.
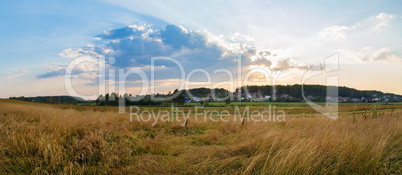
[0,100,401,174]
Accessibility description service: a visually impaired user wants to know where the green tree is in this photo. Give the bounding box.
[172,89,185,106]
[225,96,231,105]
[96,94,105,106]
[105,93,110,105]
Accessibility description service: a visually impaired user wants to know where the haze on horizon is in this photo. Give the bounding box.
[1,0,402,99]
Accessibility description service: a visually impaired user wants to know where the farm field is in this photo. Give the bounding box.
[0,99,401,174]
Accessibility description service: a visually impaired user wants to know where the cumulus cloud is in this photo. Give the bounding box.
[370,13,395,30]
[38,24,233,85]
[358,48,401,63]
[273,59,314,71]
[247,49,313,71]
[96,24,150,40]
[38,23,312,92]
[56,24,228,69]
[250,50,272,66]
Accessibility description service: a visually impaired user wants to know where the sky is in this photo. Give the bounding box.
[1,0,402,99]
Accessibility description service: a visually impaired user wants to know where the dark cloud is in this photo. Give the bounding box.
[96,26,147,40]
[106,37,170,67]
[160,25,209,50]
[271,59,313,71]
[37,64,94,79]
[250,50,273,67]
[36,69,65,79]
[38,24,236,84]
[92,24,226,69]
[252,58,272,67]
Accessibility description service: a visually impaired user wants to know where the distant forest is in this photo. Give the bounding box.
[9,96,85,105]
[238,84,402,99]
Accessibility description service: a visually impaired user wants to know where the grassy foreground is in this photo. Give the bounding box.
[0,99,401,174]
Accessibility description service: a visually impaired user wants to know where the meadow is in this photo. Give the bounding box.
[0,99,401,174]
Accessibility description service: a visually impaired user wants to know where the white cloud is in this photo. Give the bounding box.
[374,13,393,20]
[369,13,395,30]
[6,70,30,80]
[358,48,401,63]
[59,48,100,58]
[368,13,394,29]
[319,25,352,40]
[318,13,396,41]
[128,24,150,31]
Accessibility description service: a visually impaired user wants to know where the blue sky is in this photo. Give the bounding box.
[1,0,402,99]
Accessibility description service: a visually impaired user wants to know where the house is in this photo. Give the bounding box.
[192,97,200,102]
[352,98,360,103]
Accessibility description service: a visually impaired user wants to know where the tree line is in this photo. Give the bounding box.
[9,96,85,104]
[10,85,402,106]
[95,89,186,106]
[238,84,401,99]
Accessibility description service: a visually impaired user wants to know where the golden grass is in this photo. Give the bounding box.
[0,100,401,174]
